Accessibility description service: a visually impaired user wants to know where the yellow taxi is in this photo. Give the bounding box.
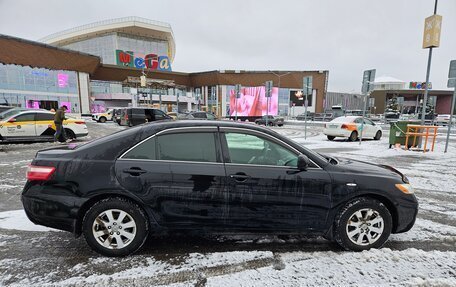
[0,109,88,142]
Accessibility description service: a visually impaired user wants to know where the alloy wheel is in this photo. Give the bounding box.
[345,208,384,246]
[92,209,137,250]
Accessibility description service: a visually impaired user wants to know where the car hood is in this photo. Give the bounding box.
[333,157,407,182]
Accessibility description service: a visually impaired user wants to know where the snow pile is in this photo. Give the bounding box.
[0,209,58,232]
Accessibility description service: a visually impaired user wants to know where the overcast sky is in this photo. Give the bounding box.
[0,0,455,92]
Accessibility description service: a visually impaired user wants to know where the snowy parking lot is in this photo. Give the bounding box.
[1,122,455,286]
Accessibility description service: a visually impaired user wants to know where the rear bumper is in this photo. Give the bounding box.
[21,184,84,234]
[75,132,89,138]
[323,128,352,137]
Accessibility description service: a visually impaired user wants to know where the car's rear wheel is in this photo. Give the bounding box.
[334,197,392,251]
[327,135,335,141]
[349,131,358,142]
[99,117,107,123]
[64,128,76,140]
[82,197,149,257]
[374,130,382,140]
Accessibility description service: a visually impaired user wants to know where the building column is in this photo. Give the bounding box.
[78,72,91,114]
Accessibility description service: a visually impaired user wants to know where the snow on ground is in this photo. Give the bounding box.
[0,209,57,232]
[205,248,456,287]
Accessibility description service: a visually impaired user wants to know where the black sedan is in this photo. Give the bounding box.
[22,121,418,256]
[255,115,284,126]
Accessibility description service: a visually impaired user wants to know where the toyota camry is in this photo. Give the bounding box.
[22,121,417,256]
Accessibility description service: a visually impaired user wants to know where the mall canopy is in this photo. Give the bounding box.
[0,34,101,74]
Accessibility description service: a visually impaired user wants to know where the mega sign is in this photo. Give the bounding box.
[409,82,432,89]
[116,50,172,71]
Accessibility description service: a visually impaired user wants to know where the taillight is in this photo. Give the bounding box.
[74,121,85,124]
[27,165,56,181]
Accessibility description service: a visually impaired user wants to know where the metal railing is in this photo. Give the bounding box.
[39,16,173,42]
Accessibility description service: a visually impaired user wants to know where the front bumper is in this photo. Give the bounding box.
[394,194,419,233]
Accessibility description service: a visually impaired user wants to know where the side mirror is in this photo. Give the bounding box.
[297,154,310,171]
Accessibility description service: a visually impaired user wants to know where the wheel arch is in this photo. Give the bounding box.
[74,192,157,237]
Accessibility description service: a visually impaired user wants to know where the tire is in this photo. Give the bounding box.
[374,131,382,140]
[82,197,149,257]
[349,131,358,142]
[334,197,392,251]
[64,129,76,140]
[327,135,335,141]
[99,117,107,123]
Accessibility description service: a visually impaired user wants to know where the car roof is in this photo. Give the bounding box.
[141,120,278,133]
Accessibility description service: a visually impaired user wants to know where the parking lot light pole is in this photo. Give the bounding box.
[270,71,292,118]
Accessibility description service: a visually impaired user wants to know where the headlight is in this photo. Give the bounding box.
[395,183,415,194]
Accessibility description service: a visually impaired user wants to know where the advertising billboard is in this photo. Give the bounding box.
[229,86,278,117]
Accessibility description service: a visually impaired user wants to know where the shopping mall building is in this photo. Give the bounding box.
[0,17,329,118]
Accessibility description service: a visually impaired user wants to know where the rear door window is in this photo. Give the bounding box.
[13,113,35,122]
[35,113,54,121]
[123,137,156,160]
[156,132,218,162]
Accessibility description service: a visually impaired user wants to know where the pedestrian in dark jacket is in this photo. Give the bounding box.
[54,105,68,142]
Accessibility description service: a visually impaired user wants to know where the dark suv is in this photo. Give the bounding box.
[22,121,417,256]
[119,107,171,126]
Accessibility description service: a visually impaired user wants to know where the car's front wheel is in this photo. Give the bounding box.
[334,197,392,251]
[82,197,149,256]
[99,117,107,123]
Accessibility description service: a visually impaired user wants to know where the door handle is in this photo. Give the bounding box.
[123,168,147,176]
[229,173,251,182]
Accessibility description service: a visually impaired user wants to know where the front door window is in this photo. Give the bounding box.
[225,132,297,167]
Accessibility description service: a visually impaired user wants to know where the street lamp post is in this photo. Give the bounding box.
[270,71,292,118]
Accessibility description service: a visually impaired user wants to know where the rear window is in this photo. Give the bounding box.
[331,117,356,123]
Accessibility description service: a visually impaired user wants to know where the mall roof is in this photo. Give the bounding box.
[374,76,405,83]
[0,34,101,74]
[39,16,176,62]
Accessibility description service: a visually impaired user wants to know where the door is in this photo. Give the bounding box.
[2,113,37,139]
[115,128,228,229]
[221,129,332,232]
[363,118,376,137]
[152,109,168,121]
[35,112,56,139]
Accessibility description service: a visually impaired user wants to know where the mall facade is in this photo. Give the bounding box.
[0,17,329,118]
